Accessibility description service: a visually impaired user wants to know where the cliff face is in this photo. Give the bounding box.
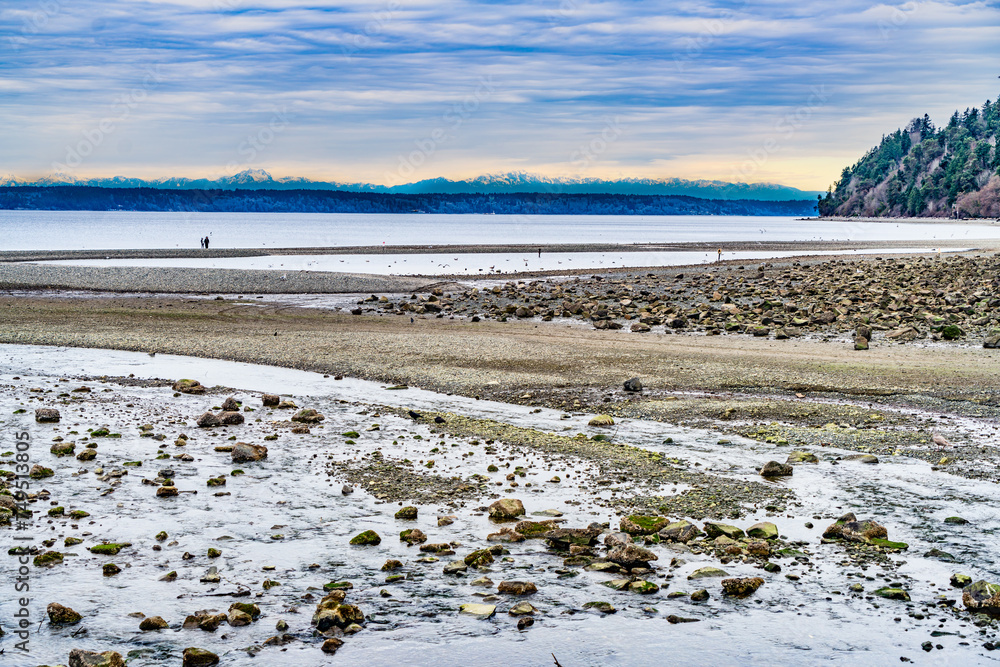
[819,96,1000,218]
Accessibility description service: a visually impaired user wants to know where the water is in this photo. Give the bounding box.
[1,344,997,665]
[35,247,964,276]
[2,211,1000,251]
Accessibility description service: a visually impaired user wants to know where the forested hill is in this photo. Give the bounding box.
[818,95,1000,218]
[0,186,817,217]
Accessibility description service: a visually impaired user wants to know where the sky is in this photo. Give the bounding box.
[1,1,998,190]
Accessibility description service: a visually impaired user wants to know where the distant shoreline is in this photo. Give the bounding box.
[818,215,1000,225]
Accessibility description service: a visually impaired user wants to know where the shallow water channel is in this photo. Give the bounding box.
[0,344,998,666]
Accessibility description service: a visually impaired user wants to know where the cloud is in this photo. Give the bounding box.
[1,0,997,189]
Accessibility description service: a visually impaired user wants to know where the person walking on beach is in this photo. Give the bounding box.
[717,248,722,263]
[204,235,210,249]
[200,237,204,249]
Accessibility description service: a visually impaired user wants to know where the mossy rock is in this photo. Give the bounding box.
[69,510,90,519]
[620,515,669,536]
[206,476,226,487]
[785,450,819,464]
[583,601,616,613]
[703,522,745,540]
[629,580,660,594]
[229,602,261,619]
[89,542,131,556]
[342,431,361,439]
[464,548,494,568]
[64,537,84,547]
[103,563,122,576]
[747,522,779,540]
[870,537,908,550]
[941,325,963,340]
[350,530,381,546]
[29,465,54,479]
[172,379,206,394]
[323,581,354,592]
[33,551,64,567]
[395,506,418,520]
[874,587,911,601]
[588,414,615,427]
[50,442,76,457]
[47,506,64,517]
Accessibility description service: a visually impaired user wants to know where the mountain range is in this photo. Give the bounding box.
[0,170,821,202]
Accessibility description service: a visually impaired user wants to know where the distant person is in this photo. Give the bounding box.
[717,248,722,263]
[204,236,210,249]
[199,237,204,249]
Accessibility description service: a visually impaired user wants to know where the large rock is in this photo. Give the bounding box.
[543,524,602,550]
[35,408,61,423]
[588,414,615,427]
[196,412,221,428]
[221,396,240,411]
[262,394,280,406]
[984,330,1000,349]
[488,498,525,521]
[172,379,206,394]
[688,566,728,580]
[231,443,268,463]
[658,520,704,543]
[292,409,325,424]
[746,522,779,540]
[497,581,537,595]
[68,649,126,667]
[606,544,658,569]
[722,577,765,598]
[459,603,496,619]
[623,378,643,392]
[350,530,381,546]
[759,461,793,477]
[181,647,220,667]
[312,593,365,631]
[703,522,745,540]
[48,602,82,625]
[218,411,244,425]
[822,512,887,544]
[963,580,1000,616]
[619,515,669,536]
[139,616,168,631]
[785,450,819,464]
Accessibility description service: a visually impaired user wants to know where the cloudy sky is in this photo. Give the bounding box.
[1,0,997,189]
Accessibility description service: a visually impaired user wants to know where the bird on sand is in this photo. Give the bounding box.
[932,432,952,448]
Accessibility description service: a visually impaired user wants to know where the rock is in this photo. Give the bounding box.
[856,324,872,340]
[843,454,879,464]
[68,649,126,667]
[350,530,381,546]
[29,464,54,479]
[944,516,969,525]
[35,407,61,423]
[688,567,728,580]
[588,414,615,427]
[277,400,297,409]
[658,520,704,543]
[48,602,83,624]
[544,524,602,549]
[666,614,700,624]
[228,609,252,626]
[218,411,244,425]
[822,513,887,544]
[382,559,403,571]
[464,549,495,568]
[509,601,538,616]
[230,602,261,620]
[722,577,765,598]
[746,540,771,557]
[984,330,1000,349]
[785,450,819,464]
[488,498,525,520]
[221,396,240,411]
[941,324,963,340]
[231,443,267,462]
[759,461,793,477]
[196,412,221,427]
[607,544,658,569]
[874,587,911,601]
[487,527,525,542]
[261,394,280,406]
[438,515,457,526]
[746,522,779,540]
[690,589,710,601]
[172,379,206,394]
[400,528,427,545]
[156,486,179,498]
[102,563,121,576]
[321,638,344,654]
[515,519,559,537]
[629,580,660,594]
[291,408,325,423]
[498,581,537,595]
[854,336,869,351]
[139,615,168,631]
[703,522,745,540]
[583,601,617,613]
[924,548,956,562]
[181,647,220,666]
[623,377,643,392]
[950,573,973,588]
[443,561,468,575]
[312,593,365,631]
[459,603,496,619]
[619,515,669,536]
[395,506,418,520]
[963,580,1000,616]
[89,543,130,556]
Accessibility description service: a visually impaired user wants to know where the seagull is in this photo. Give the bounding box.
[932,432,952,448]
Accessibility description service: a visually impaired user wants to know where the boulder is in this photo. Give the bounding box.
[746,522,779,540]
[35,408,61,423]
[657,520,704,543]
[231,443,267,463]
[963,580,1000,616]
[395,506,418,520]
[588,415,615,427]
[218,411,244,425]
[291,409,325,424]
[488,498,525,521]
[688,566,728,580]
[172,379,206,394]
[785,450,819,464]
[514,519,559,537]
[619,515,669,536]
[312,594,365,631]
[623,377,643,392]
[722,577,765,598]
[48,602,82,625]
[759,461,793,477]
[321,638,344,654]
[543,524,602,550]
[139,616,168,631]
[498,581,538,595]
[703,522,745,540]
[196,412,221,428]
[606,544,658,569]
[822,513,887,544]
[350,530,381,546]
[181,647,220,667]
[221,396,240,411]
[487,527,525,543]
[984,330,1000,349]
[459,603,496,619]
[262,394,280,406]
[464,549,494,568]
[68,649,126,667]
[399,528,427,545]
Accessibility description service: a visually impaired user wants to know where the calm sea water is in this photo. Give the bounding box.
[3,210,1000,251]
